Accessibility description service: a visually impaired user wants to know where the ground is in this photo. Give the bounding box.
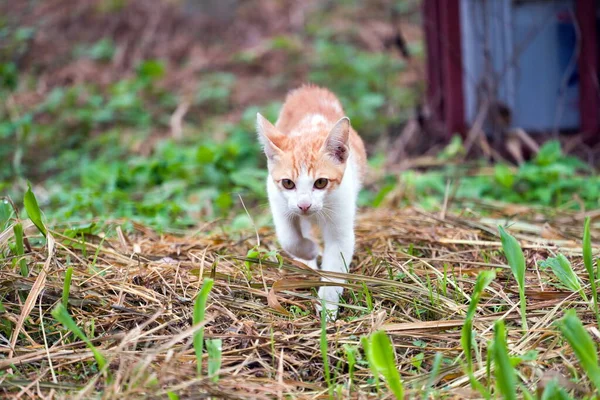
[1,201,598,398]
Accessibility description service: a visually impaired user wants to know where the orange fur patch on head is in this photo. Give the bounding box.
[260,85,367,191]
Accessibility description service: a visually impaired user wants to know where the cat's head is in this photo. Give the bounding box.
[256,113,350,216]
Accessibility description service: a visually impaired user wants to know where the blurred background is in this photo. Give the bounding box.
[0,0,598,231]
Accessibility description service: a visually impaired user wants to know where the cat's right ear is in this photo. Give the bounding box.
[256,113,284,161]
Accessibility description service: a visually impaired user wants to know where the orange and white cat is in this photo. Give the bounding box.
[256,85,367,319]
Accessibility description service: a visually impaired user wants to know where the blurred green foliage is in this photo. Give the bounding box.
[0,3,597,231]
[371,139,599,211]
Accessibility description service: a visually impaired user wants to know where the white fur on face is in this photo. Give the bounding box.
[276,169,327,216]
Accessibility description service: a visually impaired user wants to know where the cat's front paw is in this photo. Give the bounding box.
[316,285,343,321]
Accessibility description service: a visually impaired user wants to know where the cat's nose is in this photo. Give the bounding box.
[297,202,312,213]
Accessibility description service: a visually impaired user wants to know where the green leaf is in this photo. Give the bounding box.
[493,320,517,400]
[136,60,165,81]
[462,270,495,375]
[535,140,562,166]
[205,338,222,382]
[539,255,584,297]
[13,222,28,276]
[499,226,528,330]
[193,278,214,377]
[62,266,73,308]
[24,183,47,237]
[366,330,404,399]
[495,164,515,188]
[541,379,573,400]
[557,310,600,391]
[582,217,599,326]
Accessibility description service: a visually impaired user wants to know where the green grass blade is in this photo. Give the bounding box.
[320,299,333,398]
[461,270,495,375]
[193,278,214,377]
[205,338,222,382]
[582,217,599,326]
[492,320,517,400]
[361,336,380,391]
[498,226,528,330]
[422,352,443,400]
[13,222,28,276]
[23,183,47,237]
[541,379,573,400]
[539,255,586,300]
[166,392,180,400]
[52,303,106,370]
[343,344,357,387]
[62,266,73,308]
[367,330,404,400]
[557,310,600,391]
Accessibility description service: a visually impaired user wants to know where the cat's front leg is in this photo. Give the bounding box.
[271,207,318,266]
[317,225,354,320]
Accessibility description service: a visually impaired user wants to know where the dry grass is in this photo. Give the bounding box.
[1,202,598,399]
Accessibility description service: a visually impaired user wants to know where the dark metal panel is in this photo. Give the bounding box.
[575,0,599,140]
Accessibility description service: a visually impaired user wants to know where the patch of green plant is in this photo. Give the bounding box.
[498,226,528,330]
[193,278,214,377]
[582,217,600,327]
[205,338,222,383]
[492,319,517,400]
[557,310,600,391]
[362,330,404,399]
[539,254,586,300]
[371,140,599,211]
[62,266,74,308]
[461,270,495,386]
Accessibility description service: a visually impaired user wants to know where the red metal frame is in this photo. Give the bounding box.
[423,0,465,138]
[575,0,599,140]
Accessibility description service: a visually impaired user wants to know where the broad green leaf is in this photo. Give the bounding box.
[499,226,525,287]
[557,310,600,391]
[367,330,404,399]
[24,183,46,237]
[499,226,528,330]
[539,255,583,295]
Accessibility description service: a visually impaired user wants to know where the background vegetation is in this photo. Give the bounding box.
[2,0,596,231]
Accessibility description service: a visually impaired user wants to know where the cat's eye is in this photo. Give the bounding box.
[282,179,295,190]
[314,178,329,189]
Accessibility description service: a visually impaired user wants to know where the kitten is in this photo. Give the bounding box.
[256,85,367,319]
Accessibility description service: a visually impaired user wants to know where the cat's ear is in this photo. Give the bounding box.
[256,113,284,161]
[323,117,350,164]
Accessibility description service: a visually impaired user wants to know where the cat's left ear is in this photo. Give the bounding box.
[323,117,350,164]
[256,113,284,161]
